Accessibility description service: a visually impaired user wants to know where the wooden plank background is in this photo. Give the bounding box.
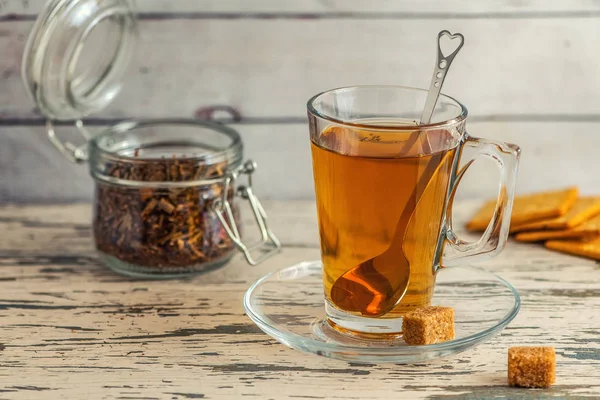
[2,0,600,202]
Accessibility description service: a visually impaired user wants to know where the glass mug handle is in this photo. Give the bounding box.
[444,133,521,265]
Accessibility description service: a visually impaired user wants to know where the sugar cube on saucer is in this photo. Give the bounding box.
[402,306,454,345]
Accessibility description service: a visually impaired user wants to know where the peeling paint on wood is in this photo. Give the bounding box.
[0,201,599,398]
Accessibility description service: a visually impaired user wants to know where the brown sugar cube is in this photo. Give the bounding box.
[402,306,454,345]
[508,347,556,388]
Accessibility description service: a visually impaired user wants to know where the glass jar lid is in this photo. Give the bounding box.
[22,0,136,120]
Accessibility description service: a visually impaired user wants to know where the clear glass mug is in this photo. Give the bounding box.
[307,86,520,334]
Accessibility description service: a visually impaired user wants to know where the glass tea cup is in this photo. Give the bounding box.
[307,86,520,335]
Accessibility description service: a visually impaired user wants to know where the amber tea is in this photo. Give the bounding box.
[311,123,458,317]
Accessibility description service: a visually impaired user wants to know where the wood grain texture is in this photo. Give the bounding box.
[3,17,600,119]
[0,201,599,399]
[2,121,600,203]
[2,0,600,203]
[3,0,600,16]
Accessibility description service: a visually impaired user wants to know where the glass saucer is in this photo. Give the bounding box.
[244,260,520,364]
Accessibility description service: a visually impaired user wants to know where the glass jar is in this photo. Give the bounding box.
[21,0,280,278]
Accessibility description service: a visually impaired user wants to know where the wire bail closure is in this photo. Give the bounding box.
[46,119,91,163]
[214,160,282,265]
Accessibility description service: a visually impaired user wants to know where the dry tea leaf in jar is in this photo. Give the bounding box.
[93,154,239,275]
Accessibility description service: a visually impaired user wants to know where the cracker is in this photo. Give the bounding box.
[546,236,600,260]
[515,229,597,243]
[515,212,600,243]
[512,196,600,232]
[466,187,579,232]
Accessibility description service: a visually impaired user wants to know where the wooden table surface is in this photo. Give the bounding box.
[1,201,599,399]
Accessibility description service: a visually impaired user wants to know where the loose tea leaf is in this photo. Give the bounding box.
[93,154,239,274]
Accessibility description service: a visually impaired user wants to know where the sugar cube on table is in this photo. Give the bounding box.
[508,347,556,388]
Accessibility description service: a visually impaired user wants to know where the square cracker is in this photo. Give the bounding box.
[511,196,600,233]
[546,236,600,260]
[466,187,579,232]
[515,212,600,243]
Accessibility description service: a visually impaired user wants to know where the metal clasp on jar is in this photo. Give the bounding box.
[46,120,91,163]
[213,160,281,265]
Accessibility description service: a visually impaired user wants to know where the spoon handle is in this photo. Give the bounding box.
[420,30,465,124]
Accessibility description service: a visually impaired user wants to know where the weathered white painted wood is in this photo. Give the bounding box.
[1,121,599,203]
[2,17,600,120]
[2,2,600,203]
[3,0,600,15]
[0,123,315,202]
[0,201,599,398]
[141,0,600,14]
